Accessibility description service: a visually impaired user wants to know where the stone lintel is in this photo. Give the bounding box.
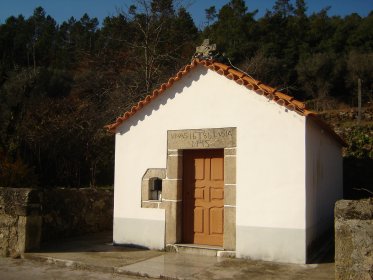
[142,168,166,180]
[168,127,236,150]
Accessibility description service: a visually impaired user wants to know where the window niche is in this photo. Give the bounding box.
[141,169,166,208]
[149,177,162,201]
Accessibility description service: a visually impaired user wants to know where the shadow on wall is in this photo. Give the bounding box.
[343,157,373,199]
[41,188,114,243]
[118,67,207,135]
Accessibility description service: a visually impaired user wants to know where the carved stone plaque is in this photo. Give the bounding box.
[168,127,236,149]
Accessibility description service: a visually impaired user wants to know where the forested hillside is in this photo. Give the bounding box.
[0,0,372,189]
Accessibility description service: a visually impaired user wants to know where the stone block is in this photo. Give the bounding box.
[167,149,183,156]
[224,156,236,184]
[0,213,16,227]
[335,199,373,220]
[0,188,36,216]
[167,156,183,180]
[161,201,181,244]
[162,180,182,200]
[17,216,27,254]
[224,185,236,206]
[141,201,160,208]
[142,168,166,180]
[141,181,150,201]
[224,206,236,251]
[224,148,237,156]
[335,199,373,280]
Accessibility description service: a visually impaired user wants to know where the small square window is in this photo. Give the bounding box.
[149,177,162,200]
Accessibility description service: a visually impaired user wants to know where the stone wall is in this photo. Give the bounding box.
[0,188,42,257]
[0,187,113,256]
[42,188,113,241]
[318,106,373,124]
[335,199,373,280]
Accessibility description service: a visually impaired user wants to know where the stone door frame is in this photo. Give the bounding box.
[164,127,236,250]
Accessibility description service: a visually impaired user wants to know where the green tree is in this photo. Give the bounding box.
[273,0,294,18]
[205,6,217,26]
[27,7,57,71]
[0,15,31,69]
[346,51,373,104]
[205,0,257,61]
[348,12,373,51]
[77,13,99,52]
[120,0,198,94]
[296,53,342,102]
[151,0,174,18]
[295,0,307,18]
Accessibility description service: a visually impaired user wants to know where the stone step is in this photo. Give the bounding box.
[166,244,235,258]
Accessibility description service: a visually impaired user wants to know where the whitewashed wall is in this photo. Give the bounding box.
[114,65,316,262]
[305,118,343,253]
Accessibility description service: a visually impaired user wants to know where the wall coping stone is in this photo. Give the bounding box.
[335,198,373,220]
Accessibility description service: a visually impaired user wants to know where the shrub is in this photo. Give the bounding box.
[0,155,38,187]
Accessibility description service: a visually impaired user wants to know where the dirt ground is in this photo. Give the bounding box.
[0,256,335,280]
[0,257,140,280]
[193,258,335,280]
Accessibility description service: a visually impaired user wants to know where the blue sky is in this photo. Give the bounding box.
[0,0,371,28]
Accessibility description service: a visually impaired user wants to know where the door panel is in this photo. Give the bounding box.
[210,208,224,234]
[211,158,224,180]
[194,207,204,233]
[211,188,224,200]
[183,149,224,246]
[195,158,205,179]
[194,188,204,199]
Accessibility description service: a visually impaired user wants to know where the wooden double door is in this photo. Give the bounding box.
[182,149,224,246]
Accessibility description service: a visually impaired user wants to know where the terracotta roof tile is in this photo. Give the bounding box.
[213,62,230,71]
[227,68,245,79]
[275,91,294,102]
[105,59,346,146]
